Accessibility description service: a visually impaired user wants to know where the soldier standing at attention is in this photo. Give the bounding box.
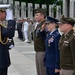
[0,4,15,75]
[41,16,61,75]
[34,8,46,75]
[58,15,75,75]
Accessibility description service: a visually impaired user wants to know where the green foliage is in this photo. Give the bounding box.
[15,0,61,4]
[57,1,62,5]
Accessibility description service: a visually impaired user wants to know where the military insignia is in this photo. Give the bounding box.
[73,31,75,40]
[35,28,40,37]
[46,34,48,37]
[66,34,69,37]
[63,41,69,46]
[64,36,67,39]
[48,36,54,47]
[73,32,75,36]
[36,30,39,37]
[60,15,64,19]
[64,41,69,43]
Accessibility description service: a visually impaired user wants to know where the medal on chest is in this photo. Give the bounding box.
[48,36,54,47]
[63,41,69,46]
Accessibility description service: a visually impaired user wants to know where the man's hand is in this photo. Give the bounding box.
[41,24,46,31]
[55,69,60,73]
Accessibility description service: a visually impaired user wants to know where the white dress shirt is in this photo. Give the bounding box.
[23,21,29,31]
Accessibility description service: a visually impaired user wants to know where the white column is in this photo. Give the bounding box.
[34,4,39,19]
[21,2,26,18]
[28,3,33,19]
[8,0,14,17]
[70,0,75,18]
[15,1,20,19]
[9,0,13,4]
[49,5,54,17]
[35,4,39,9]
[49,5,52,16]
[42,4,46,9]
[63,0,68,17]
[9,0,13,6]
[56,5,61,19]
[3,0,7,4]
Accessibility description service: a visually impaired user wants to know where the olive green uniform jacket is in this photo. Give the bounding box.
[34,20,46,52]
[59,29,75,75]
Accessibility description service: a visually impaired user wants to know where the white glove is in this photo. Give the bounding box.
[6,9,13,20]
[9,44,14,49]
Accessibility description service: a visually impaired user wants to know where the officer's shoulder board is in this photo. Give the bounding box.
[0,23,6,28]
[73,30,75,40]
[67,31,75,42]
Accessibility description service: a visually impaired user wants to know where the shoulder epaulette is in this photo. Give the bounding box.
[73,30,75,36]
[0,26,8,44]
[0,23,6,28]
[73,31,75,40]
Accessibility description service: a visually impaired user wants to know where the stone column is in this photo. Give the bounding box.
[49,5,52,16]
[49,5,54,17]
[35,4,39,9]
[70,0,75,18]
[21,2,26,18]
[42,4,46,9]
[63,0,68,17]
[56,5,61,19]
[8,0,14,18]
[9,0,13,4]
[34,4,39,19]
[28,3,33,19]
[3,0,7,4]
[15,1,20,19]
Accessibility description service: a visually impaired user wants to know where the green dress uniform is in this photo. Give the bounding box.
[34,8,47,75]
[34,20,46,52]
[59,29,75,75]
[33,20,46,75]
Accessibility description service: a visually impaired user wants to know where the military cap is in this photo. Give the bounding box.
[45,16,59,24]
[34,8,46,14]
[0,4,10,11]
[23,18,27,20]
[58,15,75,26]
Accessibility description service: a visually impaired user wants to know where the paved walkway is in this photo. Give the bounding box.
[8,31,37,75]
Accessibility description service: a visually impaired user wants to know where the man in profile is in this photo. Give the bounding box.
[34,8,46,75]
[0,4,15,75]
[58,15,75,75]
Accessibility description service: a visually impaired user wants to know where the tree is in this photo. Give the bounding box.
[15,0,57,4]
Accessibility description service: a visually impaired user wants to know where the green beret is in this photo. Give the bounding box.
[59,15,75,26]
